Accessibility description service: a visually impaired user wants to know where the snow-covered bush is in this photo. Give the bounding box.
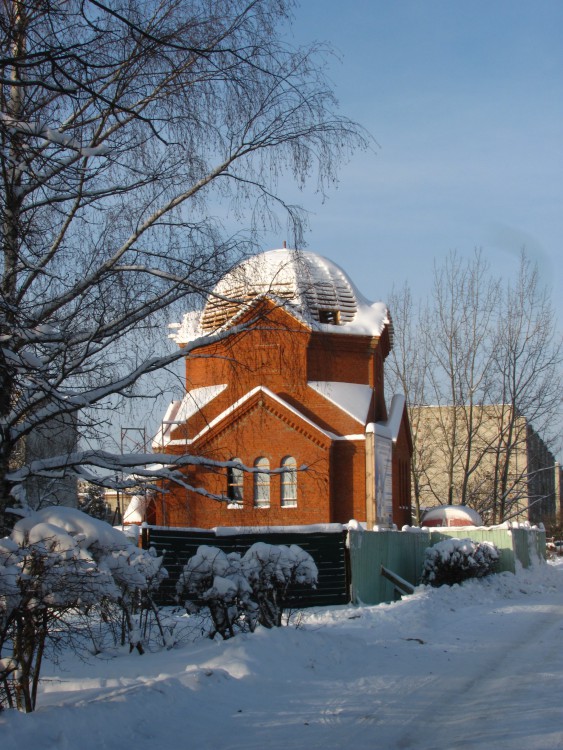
[176,546,256,640]
[0,508,167,712]
[421,538,499,587]
[176,543,318,638]
[12,508,168,650]
[242,543,318,628]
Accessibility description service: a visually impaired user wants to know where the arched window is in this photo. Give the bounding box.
[227,458,244,508]
[280,456,297,507]
[253,457,270,508]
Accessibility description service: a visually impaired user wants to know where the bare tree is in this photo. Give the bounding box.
[485,253,562,522]
[0,0,368,531]
[388,250,562,523]
[385,283,431,523]
[421,251,499,508]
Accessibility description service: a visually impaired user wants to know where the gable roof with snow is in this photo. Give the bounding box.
[308,381,374,425]
[159,385,336,449]
[153,384,227,447]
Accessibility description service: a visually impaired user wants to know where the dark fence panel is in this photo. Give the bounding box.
[146,527,349,608]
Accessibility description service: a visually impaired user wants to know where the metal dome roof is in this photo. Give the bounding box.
[171,248,390,342]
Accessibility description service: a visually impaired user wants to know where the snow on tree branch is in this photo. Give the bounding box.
[0,0,368,532]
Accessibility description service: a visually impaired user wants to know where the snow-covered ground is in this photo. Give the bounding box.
[3,559,563,750]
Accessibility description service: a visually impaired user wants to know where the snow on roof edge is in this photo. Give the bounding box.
[153,384,228,448]
[162,385,334,447]
[308,381,373,425]
[386,393,406,441]
[366,393,406,442]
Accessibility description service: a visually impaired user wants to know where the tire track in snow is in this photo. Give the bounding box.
[394,601,563,750]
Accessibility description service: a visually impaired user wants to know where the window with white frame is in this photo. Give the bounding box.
[280,456,297,507]
[227,458,244,508]
[253,457,270,508]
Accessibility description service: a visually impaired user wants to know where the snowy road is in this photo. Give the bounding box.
[2,562,563,750]
[390,600,563,750]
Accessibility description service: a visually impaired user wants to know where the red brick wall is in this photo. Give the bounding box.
[392,410,413,527]
[330,440,368,522]
[172,302,381,441]
[153,298,407,529]
[156,393,332,527]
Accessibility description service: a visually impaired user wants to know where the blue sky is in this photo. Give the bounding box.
[261,1,562,333]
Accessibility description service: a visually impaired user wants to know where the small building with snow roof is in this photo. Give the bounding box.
[420,505,483,528]
[151,248,412,529]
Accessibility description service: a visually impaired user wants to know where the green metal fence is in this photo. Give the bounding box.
[348,526,546,605]
[145,524,546,609]
[347,530,429,605]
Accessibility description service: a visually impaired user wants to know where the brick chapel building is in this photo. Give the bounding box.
[150,248,412,529]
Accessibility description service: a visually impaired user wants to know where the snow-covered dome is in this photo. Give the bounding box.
[171,248,390,342]
[421,505,483,528]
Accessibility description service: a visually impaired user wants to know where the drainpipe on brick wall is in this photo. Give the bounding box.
[365,424,376,529]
